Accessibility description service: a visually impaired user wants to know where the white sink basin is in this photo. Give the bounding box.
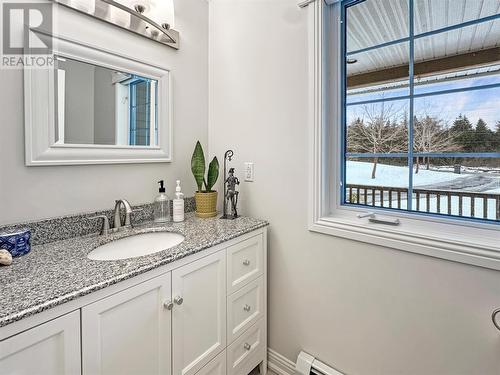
[88,232,185,261]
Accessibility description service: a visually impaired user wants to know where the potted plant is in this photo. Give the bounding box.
[191,141,219,218]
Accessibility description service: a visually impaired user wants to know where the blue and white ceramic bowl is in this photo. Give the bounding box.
[0,229,31,257]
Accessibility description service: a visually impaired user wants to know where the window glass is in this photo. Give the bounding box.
[413,87,500,153]
[346,99,409,153]
[129,79,157,146]
[410,158,500,220]
[414,0,500,34]
[346,0,408,53]
[345,157,410,210]
[414,19,500,95]
[342,0,500,223]
[346,42,410,104]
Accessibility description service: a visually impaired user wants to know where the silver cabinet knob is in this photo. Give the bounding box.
[242,259,251,266]
[163,300,174,310]
[243,304,251,312]
[244,343,251,351]
[174,296,184,305]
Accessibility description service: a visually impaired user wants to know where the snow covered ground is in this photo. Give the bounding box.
[346,161,476,188]
[434,165,500,175]
[346,161,500,188]
[346,161,500,221]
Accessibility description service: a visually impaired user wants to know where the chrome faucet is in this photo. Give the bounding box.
[89,215,110,235]
[89,199,141,235]
[113,199,133,230]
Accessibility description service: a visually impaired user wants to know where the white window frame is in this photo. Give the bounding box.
[307,0,500,270]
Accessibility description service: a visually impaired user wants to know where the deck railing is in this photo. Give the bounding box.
[346,184,500,221]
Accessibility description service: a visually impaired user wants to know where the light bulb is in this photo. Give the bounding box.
[163,0,175,29]
[144,0,174,29]
[109,3,131,28]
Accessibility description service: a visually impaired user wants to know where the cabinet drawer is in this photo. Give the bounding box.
[227,277,264,343]
[226,319,265,375]
[227,234,263,294]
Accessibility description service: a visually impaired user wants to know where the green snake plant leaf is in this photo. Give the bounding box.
[206,156,219,192]
[191,141,206,192]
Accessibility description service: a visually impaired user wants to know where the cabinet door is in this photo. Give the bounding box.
[82,273,171,375]
[172,251,226,375]
[196,350,226,375]
[0,310,81,375]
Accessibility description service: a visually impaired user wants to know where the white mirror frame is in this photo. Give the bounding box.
[24,31,172,166]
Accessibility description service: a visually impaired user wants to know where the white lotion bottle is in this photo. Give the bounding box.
[172,180,185,222]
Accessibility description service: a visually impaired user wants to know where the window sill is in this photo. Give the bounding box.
[310,215,500,271]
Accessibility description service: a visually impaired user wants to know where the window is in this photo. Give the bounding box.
[129,77,157,146]
[342,0,500,224]
[308,0,500,269]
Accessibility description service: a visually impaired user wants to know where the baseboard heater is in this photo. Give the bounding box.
[295,351,345,375]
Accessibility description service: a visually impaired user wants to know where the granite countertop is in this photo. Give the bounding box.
[0,213,268,328]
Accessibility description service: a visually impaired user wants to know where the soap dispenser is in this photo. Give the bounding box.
[173,180,185,222]
[154,180,170,223]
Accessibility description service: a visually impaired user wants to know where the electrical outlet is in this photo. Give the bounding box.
[244,162,254,182]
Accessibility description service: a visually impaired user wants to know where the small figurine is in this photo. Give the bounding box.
[221,150,242,220]
[225,168,240,218]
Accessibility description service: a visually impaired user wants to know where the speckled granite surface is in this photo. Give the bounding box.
[0,213,268,328]
[0,197,196,246]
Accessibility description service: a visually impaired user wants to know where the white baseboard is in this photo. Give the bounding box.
[268,348,295,375]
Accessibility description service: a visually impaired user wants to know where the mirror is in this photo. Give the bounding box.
[25,31,172,166]
[55,56,158,147]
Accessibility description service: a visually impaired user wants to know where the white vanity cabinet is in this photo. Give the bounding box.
[0,228,267,375]
[0,311,81,375]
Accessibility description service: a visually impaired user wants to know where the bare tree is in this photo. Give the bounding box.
[347,102,407,179]
[413,115,458,173]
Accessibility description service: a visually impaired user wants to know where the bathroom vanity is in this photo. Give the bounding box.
[0,214,268,375]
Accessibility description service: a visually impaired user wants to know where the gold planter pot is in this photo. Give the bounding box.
[194,191,218,218]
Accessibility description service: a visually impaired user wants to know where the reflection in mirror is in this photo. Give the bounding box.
[54,56,158,147]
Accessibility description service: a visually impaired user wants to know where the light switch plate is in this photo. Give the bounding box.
[244,162,254,182]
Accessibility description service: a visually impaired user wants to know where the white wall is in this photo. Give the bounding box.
[0,0,208,225]
[208,1,500,374]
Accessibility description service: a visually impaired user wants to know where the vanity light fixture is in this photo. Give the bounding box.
[54,0,179,49]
